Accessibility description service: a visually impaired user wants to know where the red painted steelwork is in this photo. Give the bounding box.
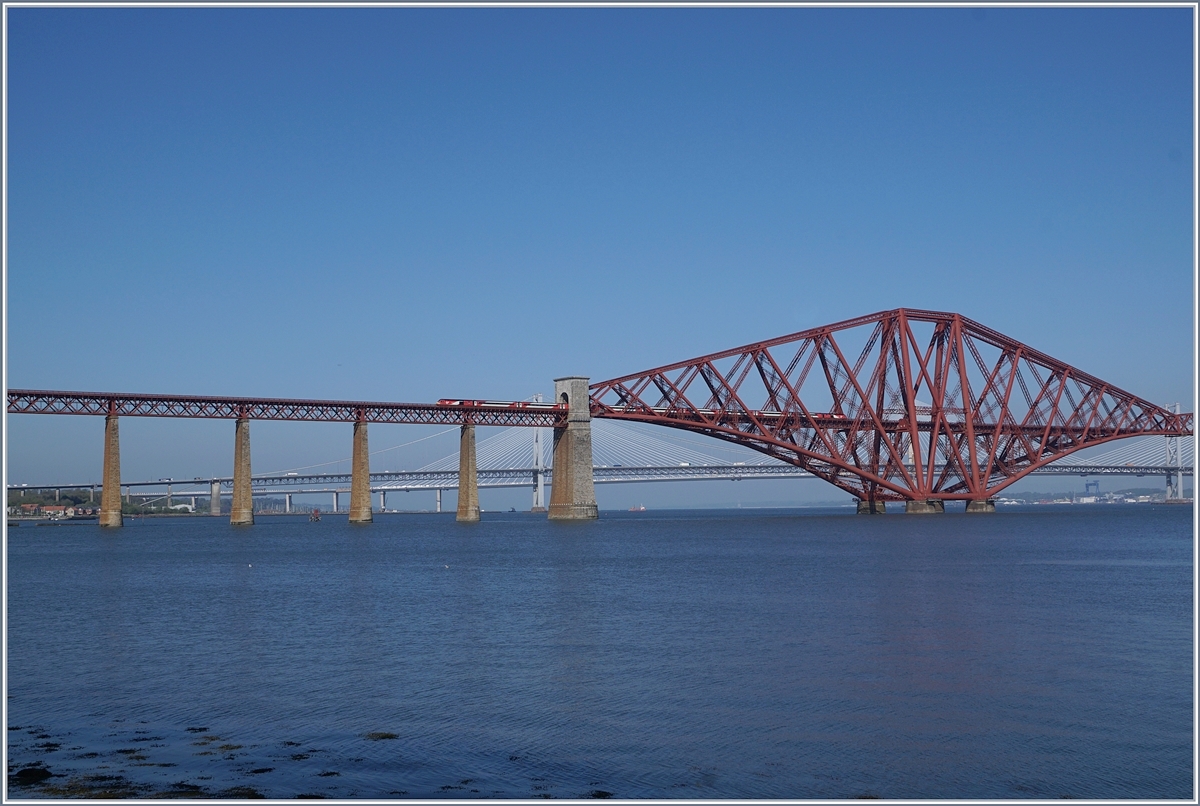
[589,309,1193,503]
[6,390,566,428]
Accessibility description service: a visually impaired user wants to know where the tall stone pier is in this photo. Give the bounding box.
[548,376,598,520]
[210,480,222,516]
[349,420,373,523]
[457,423,480,522]
[99,414,123,528]
[230,417,254,525]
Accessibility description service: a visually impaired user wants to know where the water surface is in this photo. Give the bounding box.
[6,506,1193,798]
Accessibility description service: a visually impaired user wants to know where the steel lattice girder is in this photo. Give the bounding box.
[589,308,1193,502]
[6,390,566,428]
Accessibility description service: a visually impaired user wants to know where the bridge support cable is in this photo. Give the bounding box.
[548,377,599,520]
[99,413,122,528]
[457,424,480,522]
[349,419,373,523]
[231,417,254,525]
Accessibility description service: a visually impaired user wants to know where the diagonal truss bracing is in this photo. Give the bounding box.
[6,390,565,428]
[589,309,1193,502]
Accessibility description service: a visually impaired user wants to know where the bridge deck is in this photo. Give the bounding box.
[7,389,564,427]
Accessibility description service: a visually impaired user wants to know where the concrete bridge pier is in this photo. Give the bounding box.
[436,489,443,513]
[905,499,945,514]
[966,499,996,513]
[349,420,372,523]
[548,376,599,520]
[230,417,254,525]
[285,493,292,514]
[99,414,123,528]
[210,480,221,516]
[457,424,480,522]
[856,499,886,514]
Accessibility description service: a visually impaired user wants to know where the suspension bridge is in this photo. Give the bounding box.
[7,309,1193,523]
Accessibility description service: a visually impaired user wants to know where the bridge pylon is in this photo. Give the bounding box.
[99,413,122,528]
[230,417,254,525]
[548,377,598,520]
[349,418,372,523]
[457,423,480,522]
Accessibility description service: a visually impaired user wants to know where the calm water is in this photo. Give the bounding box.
[6,506,1193,799]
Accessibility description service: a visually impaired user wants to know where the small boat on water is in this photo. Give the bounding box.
[629,504,646,512]
[309,509,321,522]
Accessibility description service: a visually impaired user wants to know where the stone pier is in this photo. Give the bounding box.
[548,376,599,520]
[457,424,480,522]
[856,499,886,514]
[966,499,996,513]
[349,420,372,523]
[230,417,254,525]
[905,499,945,514]
[99,414,123,528]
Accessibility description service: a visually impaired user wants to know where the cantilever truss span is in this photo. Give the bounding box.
[589,308,1193,503]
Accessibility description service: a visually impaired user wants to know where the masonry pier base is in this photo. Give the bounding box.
[548,376,599,520]
[99,414,123,528]
[457,424,480,522]
[905,499,945,514]
[965,499,996,513]
[349,420,372,523]
[856,499,886,514]
[230,417,254,525]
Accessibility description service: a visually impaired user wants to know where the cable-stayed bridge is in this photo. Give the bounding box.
[21,421,1191,513]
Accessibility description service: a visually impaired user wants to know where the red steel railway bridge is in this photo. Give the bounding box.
[7,309,1192,525]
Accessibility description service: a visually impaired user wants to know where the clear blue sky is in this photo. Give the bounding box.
[5,6,1195,507]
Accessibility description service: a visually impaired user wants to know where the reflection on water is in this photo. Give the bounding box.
[6,506,1192,798]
